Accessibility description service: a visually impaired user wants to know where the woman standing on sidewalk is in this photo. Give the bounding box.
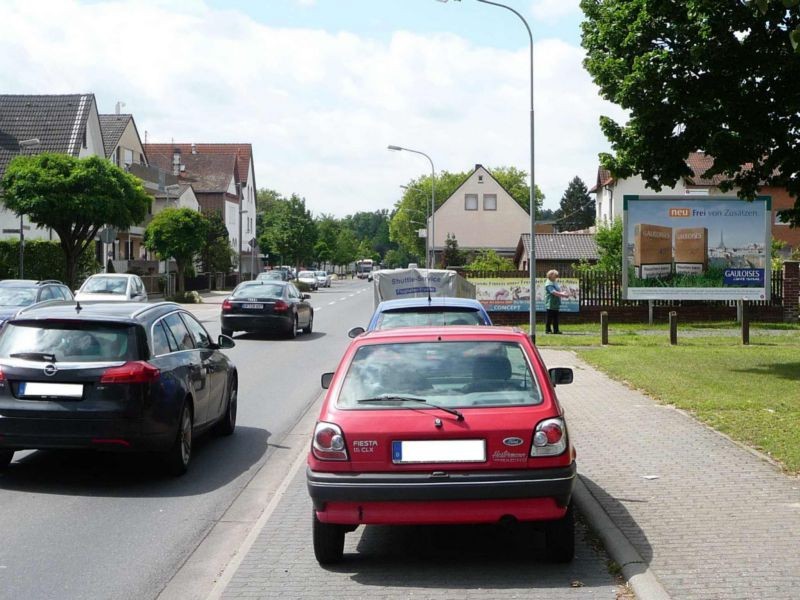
[545,270,570,334]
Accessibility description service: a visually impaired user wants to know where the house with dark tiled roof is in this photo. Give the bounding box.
[144,143,258,273]
[0,93,105,240]
[589,151,800,253]
[99,113,147,169]
[513,232,598,275]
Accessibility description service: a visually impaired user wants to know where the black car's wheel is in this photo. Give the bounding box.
[286,315,298,339]
[0,449,14,471]
[302,313,314,334]
[545,502,575,563]
[165,402,193,476]
[221,327,233,337]
[312,511,345,564]
[215,377,237,437]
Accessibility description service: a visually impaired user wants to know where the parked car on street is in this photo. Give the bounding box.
[221,281,314,339]
[297,270,319,291]
[257,270,288,282]
[0,280,74,326]
[0,301,238,475]
[315,271,331,288]
[75,273,148,303]
[348,297,493,337]
[307,326,576,564]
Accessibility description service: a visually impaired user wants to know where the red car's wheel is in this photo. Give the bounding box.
[545,501,575,563]
[312,511,345,564]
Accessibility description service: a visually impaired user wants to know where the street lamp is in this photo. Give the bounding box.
[16,138,41,278]
[388,145,436,268]
[439,0,538,342]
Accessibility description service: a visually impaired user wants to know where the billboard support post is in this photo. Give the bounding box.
[669,311,678,345]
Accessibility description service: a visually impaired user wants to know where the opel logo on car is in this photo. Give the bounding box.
[503,437,524,447]
[43,364,57,377]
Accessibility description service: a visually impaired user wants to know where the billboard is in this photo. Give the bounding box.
[471,277,580,312]
[623,196,771,301]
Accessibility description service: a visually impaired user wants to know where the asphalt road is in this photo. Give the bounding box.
[0,277,374,600]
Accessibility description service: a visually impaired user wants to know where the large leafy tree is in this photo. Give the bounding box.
[200,212,234,274]
[258,194,317,267]
[582,0,800,223]
[1,153,150,287]
[554,177,595,232]
[333,228,359,268]
[145,208,209,293]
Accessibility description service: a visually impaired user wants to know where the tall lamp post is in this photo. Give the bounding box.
[16,138,41,278]
[440,0,537,341]
[388,145,436,269]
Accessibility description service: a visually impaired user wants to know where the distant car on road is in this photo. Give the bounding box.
[75,274,148,303]
[221,281,314,339]
[0,301,238,475]
[315,271,331,288]
[307,326,576,564]
[257,271,288,282]
[297,270,319,291]
[348,297,493,337]
[0,280,74,326]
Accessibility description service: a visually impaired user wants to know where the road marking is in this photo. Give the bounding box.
[339,297,347,301]
[328,302,336,306]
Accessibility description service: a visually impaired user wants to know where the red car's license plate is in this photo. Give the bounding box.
[392,439,486,463]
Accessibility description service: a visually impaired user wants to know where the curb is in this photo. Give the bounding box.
[573,476,672,600]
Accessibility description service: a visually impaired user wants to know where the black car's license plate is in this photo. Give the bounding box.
[19,382,84,398]
[242,303,264,309]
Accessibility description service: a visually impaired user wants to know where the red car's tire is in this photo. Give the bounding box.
[545,501,575,563]
[312,511,345,564]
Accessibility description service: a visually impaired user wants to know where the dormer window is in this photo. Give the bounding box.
[465,194,478,211]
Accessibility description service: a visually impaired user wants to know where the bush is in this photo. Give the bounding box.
[296,280,313,292]
[168,290,203,304]
[0,240,97,283]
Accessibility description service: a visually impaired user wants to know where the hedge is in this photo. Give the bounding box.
[0,240,98,284]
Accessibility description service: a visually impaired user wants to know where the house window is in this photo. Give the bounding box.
[775,211,789,225]
[82,129,87,149]
[123,149,134,168]
[483,194,497,211]
[465,194,478,211]
[478,175,484,183]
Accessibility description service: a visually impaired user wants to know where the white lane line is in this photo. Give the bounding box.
[328,301,336,306]
[339,297,348,301]
[348,294,355,298]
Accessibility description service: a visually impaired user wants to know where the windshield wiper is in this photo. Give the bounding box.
[357,395,464,421]
[10,352,56,362]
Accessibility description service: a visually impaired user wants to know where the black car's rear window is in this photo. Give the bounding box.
[232,284,284,299]
[375,307,484,329]
[0,321,139,362]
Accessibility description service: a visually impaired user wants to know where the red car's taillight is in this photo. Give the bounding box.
[222,299,233,312]
[530,417,567,457]
[0,366,5,381]
[100,361,160,384]
[312,421,348,461]
[273,300,289,313]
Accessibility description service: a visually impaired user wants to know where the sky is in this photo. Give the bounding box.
[0,0,626,217]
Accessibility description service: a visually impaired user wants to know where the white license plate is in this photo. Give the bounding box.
[242,303,264,309]
[19,382,84,398]
[392,439,486,464]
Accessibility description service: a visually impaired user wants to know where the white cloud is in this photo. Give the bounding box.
[531,0,581,23]
[0,0,623,215]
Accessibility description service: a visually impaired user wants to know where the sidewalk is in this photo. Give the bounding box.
[541,349,800,600]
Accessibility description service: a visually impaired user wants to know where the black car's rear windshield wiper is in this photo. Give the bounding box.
[10,352,56,362]
[357,395,464,421]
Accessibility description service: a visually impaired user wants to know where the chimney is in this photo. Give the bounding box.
[191,143,197,155]
[172,148,182,176]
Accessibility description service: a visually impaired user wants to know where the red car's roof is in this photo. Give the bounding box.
[355,325,526,343]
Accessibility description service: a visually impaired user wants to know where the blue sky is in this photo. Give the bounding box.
[1,0,620,216]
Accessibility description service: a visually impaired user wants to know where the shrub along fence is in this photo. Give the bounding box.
[0,240,97,284]
[466,265,796,325]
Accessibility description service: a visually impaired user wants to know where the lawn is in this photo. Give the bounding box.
[528,322,800,473]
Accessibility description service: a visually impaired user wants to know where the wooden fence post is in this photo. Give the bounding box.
[669,311,678,345]
[741,302,750,345]
[600,311,609,345]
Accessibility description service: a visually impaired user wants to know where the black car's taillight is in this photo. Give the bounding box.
[100,361,160,384]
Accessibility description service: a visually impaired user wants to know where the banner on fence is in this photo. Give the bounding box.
[623,196,771,301]
[470,277,580,312]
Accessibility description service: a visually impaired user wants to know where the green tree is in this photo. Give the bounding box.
[594,218,623,272]
[491,166,544,214]
[442,233,466,267]
[1,153,150,287]
[258,194,317,268]
[465,249,515,273]
[314,240,333,268]
[581,0,800,223]
[554,176,595,232]
[333,228,359,268]
[144,208,209,293]
[201,212,235,273]
[752,1,800,50]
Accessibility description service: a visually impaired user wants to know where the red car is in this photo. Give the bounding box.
[307,326,576,564]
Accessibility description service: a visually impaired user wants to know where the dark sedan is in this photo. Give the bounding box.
[0,302,238,476]
[0,279,74,326]
[221,281,314,339]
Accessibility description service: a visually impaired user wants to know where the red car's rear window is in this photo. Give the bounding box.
[336,340,542,409]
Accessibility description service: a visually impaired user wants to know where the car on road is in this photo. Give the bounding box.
[307,326,576,564]
[0,301,238,475]
[297,270,319,291]
[75,273,148,303]
[348,297,493,337]
[221,280,314,339]
[0,279,74,326]
[315,271,331,288]
[257,270,288,282]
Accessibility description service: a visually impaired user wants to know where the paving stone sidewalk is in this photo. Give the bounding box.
[541,349,800,600]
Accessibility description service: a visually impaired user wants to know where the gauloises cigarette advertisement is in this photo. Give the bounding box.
[623,196,771,301]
